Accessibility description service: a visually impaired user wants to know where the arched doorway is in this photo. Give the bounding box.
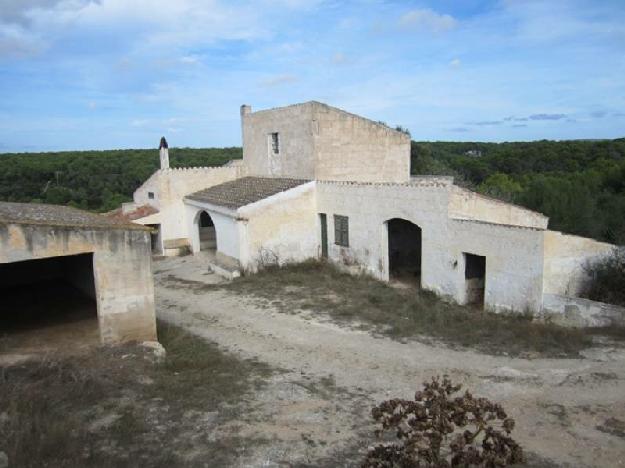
[198,211,216,252]
[387,218,422,285]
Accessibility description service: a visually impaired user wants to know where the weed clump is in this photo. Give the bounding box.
[583,248,625,307]
[362,376,524,468]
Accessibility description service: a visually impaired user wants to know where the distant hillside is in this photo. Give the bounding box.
[1,138,624,243]
[411,138,625,243]
[0,147,242,212]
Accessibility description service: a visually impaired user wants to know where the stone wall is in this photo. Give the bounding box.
[543,230,614,296]
[242,103,316,179]
[312,103,411,183]
[241,102,410,183]
[316,180,546,313]
[0,223,157,344]
[542,293,625,327]
[449,185,548,229]
[239,181,317,271]
[449,219,545,312]
[133,166,242,244]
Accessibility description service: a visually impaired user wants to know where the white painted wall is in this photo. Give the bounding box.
[133,166,243,246]
[238,181,317,271]
[316,180,546,313]
[185,201,240,262]
[449,185,548,229]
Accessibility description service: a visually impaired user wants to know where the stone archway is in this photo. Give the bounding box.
[197,211,217,252]
[387,218,422,286]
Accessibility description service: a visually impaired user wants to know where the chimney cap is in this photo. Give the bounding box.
[240,104,252,116]
[159,136,168,149]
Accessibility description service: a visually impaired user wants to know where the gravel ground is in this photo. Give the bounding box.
[155,255,625,467]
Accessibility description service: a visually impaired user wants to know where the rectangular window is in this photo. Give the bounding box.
[270,132,279,154]
[148,192,155,199]
[334,215,349,247]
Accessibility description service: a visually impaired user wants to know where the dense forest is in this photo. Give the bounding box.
[411,138,625,244]
[0,147,241,212]
[1,138,624,244]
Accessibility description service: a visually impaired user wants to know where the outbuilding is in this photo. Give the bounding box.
[0,202,158,354]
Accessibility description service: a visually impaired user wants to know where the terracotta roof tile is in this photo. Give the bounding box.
[186,176,309,210]
[0,202,149,231]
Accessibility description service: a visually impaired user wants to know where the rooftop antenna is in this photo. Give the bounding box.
[159,136,169,169]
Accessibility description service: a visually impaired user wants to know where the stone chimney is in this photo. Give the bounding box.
[159,136,169,170]
[240,104,251,117]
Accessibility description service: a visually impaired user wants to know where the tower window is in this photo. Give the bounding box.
[270,133,280,154]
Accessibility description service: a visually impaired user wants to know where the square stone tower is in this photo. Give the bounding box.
[240,101,411,183]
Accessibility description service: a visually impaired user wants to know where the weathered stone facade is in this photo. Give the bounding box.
[129,101,618,323]
[241,101,410,183]
[0,203,157,344]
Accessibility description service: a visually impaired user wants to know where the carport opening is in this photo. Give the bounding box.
[198,211,217,252]
[0,253,99,359]
[464,253,486,308]
[387,218,422,286]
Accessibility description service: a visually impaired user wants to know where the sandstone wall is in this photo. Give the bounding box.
[316,180,546,313]
[0,223,157,344]
[133,166,242,244]
[242,103,316,179]
[239,181,317,271]
[241,102,410,183]
[543,230,614,296]
[449,185,548,229]
[312,103,411,183]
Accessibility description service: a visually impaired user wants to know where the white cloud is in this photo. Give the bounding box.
[331,52,347,65]
[449,58,461,68]
[398,8,457,33]
[260,74,298,87]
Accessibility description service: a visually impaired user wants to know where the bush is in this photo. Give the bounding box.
[583,248,625,306]
[362,376,524,467]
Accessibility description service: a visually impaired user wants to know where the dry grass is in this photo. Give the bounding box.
[224,261,597,358]
[0,322,274,467]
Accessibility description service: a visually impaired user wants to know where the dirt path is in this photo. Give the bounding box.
[154,256,625,467]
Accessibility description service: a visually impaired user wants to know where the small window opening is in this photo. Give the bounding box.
[334,215,349,247]
[148,192,155,199]
[271,132,280,154]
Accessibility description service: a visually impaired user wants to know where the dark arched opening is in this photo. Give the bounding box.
[198,211,216,251]
[387,218,422,285]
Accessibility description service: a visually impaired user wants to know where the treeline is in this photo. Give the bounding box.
[411,138,625,244]
[0,147,241,212]
[2,139,624,243]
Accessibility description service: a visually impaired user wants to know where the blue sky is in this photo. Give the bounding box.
[0,0,624,152]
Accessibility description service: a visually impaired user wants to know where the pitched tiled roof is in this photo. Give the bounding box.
[186,176,309,210]
[0,202,149,230]
[105,204,159,222]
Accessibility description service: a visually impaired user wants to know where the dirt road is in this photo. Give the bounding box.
[155,256,625,467]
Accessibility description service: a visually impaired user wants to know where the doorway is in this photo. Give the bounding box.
[319,213,328,259]
[464,253,486,308]
[198,211,216,252]
[387,218,422,285]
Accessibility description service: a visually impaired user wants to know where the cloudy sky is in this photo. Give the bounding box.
[0,0,624,152]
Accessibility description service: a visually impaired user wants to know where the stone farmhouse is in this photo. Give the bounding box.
[124,101,617,323]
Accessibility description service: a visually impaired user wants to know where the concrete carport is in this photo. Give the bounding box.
[0,202,158,355]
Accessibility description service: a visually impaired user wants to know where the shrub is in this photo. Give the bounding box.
[362,376,524,467]
[583,248,625,307]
